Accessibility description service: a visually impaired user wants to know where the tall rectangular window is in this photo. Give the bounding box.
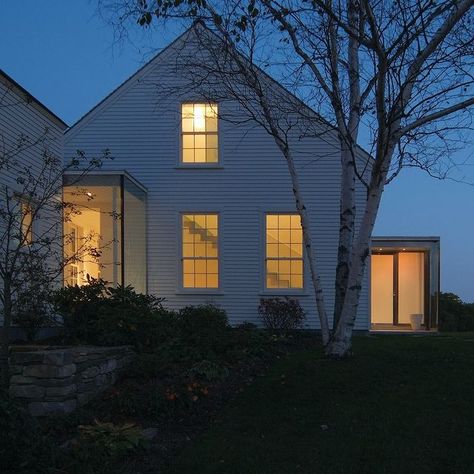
[182,214,219,288]
[181,103,218,163]
[265,214,303,289]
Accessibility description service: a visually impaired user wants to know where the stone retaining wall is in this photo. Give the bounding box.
[9,346,134,416]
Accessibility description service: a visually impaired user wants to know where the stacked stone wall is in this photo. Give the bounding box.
[9,346,134,416]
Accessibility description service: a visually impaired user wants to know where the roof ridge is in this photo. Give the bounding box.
[0,68,68,129]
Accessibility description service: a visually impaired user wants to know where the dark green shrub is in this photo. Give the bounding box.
[186,359,229,381]
[236,321,258,330]
[0,394,57,472]
[125,349,184,379]
[177,304,231,354]
[53,280,177,349]
[67,420,147,470]
[95,285,176,349]
[258,297,305,331]
[13,279,57,342]
[439,292,474,332]
[53,278,108,342]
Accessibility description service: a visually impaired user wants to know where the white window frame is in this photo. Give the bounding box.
[178,211,223,294]
[262,211,306,294]
[177,102,223,168]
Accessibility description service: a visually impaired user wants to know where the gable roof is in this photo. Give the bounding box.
[65,23,372,163]
[0,69,68,129]
[65,26,195,138]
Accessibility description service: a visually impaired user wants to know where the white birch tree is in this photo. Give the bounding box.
[100,0,474,356]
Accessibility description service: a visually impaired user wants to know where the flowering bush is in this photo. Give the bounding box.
[258,297,306,331]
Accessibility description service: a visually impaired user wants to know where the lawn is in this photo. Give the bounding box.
[166,334,474,474]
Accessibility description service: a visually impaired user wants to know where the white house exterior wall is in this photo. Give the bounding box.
[64,30,370,330]
[0,73,66,323]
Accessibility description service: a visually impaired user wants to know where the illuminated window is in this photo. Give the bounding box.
[67,264,79,286]
[18,199,33,245]
[265,214,303,289]
[182,214,219,288]
[181,103,218,163]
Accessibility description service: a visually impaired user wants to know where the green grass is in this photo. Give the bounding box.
[166,334,474,474]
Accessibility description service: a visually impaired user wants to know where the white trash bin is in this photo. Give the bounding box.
[410,313,424,331]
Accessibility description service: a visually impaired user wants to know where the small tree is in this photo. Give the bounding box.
[0,82,110,387]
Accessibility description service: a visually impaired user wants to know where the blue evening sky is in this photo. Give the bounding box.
[1,1,473,301]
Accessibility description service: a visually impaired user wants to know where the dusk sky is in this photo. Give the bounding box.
[1,1,473,301]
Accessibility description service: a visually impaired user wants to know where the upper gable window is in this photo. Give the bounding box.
[181,103,218,164]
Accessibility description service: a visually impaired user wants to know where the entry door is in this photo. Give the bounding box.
[371,254,395,324]
[371,252,426,326]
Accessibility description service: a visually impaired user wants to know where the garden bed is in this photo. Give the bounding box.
[1,329,317,473]
[2,282,314,472]
[80,331,318,472]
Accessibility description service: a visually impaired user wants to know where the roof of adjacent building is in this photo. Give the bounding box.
[0,68,68,129]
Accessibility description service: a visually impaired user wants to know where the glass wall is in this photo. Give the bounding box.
[63,173,146,291]
[123,177,147,293]
[371,238,440,330]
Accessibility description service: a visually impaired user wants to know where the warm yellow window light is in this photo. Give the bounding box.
[182,213,219,288]
[265,214,303,289]
[182,103,218,163]
[20,200,33,245]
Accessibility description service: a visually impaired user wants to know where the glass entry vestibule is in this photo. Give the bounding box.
[63,172,147,293]
[370,238,440,331]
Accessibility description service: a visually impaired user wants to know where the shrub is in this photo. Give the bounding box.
[258,297,305,331]
[10,254,57,342]
[53,278,108,342]
[186,359,229,381]
[0,395,57,471]
[177,304,231,354]
[439,292,474,332]
[94,285,176,349]
[236,321,258,331]
[53,280,177,349]
[13,294,56,342]
[71,421,146,465]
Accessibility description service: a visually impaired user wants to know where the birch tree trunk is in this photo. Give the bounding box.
[277,143,331,345]
[325,179,384,357]
[326,137,395,357]
[333,143,357,330]
[204,18,332,344]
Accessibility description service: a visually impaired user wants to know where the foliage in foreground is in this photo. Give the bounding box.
[53,279,172,349]
[0,395,59,472]
[0,395,150,474]
[73,420,147,460]
[4,282,308,472]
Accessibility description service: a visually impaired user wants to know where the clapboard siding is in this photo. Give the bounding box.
[0,77,65,231]
[65,30,370,330]
[0,74,66,323]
